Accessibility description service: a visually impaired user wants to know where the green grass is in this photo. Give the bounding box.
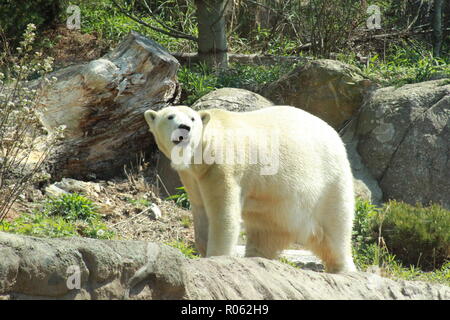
[68,0,197,52]
[279,257,299,268]
[0,193,114,239]
[337,42,450,87]
[127,197,152,208]
[180,215,192,228]
[178,62,301,105]
[166,240,198,259]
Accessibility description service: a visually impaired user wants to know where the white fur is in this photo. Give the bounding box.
[145,105,356,273]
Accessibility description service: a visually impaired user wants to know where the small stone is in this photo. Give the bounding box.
[45,184,68,198]
[149,203,162,220]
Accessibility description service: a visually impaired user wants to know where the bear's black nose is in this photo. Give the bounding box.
[178,124,191,132]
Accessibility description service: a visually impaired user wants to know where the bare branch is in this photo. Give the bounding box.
[141,0,195,39]
[110,0,198,42]
[406,0,424,31]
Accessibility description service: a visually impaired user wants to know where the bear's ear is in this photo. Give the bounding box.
[199,110,210,125]
[144,110,157,129]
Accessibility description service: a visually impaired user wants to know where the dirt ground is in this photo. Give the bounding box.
[6,173,196,248]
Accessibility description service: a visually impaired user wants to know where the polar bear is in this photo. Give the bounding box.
[144,105,356,273]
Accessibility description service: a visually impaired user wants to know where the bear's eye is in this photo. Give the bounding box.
[168,115,174,120]
[191,117,195,122]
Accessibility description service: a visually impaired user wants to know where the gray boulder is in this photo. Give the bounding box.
[356,79,450,208]
[341,120,383,205]
[1,232,449,300]
[261,59,373,129]
[191,87,274,111]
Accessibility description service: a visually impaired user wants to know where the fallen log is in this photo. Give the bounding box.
[37,31,180,179]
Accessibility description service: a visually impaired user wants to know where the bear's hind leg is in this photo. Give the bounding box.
[306,233,356,273]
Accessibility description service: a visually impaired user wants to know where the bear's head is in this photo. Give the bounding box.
[144,106,209,170]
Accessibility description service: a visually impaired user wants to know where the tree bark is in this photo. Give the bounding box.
[36,32,181,180]
[432,0,444,57]
[195,0,229,69]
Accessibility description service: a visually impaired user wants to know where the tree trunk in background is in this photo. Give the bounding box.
[432,0,444,57]
[195,0,228,69]
[255,0,282,30]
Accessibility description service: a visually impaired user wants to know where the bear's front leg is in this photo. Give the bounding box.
[191,203,208,257]
[177,171,209,257]
[201,183,241,257]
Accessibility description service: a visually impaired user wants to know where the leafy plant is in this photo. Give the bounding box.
[43,193,100,222]
[279,257,299,268]
[352,198,380,252]
[166,186,191,210]
[352,198,395,270]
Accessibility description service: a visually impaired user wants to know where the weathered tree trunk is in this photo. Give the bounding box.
[432,0,444,57]
[195,0,228,69]
[36,31,180,180]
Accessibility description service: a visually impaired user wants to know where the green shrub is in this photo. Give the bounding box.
[351,198,450,285]
[166,186,191,210]
[44,193,100,222]
[352,198,450,271]
[352,198,397,270]
[0,193,114,239]
[178,63,218,105]
[352,198,380,251]
[376,200,450,270]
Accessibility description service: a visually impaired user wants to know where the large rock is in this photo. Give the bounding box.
[156,88,273,195]
[191,87,274,111]
[356,80,450,208]
[0,232,448,300]
[261,59,373,129]
[37,31,180,180]
[341,120,383,205]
